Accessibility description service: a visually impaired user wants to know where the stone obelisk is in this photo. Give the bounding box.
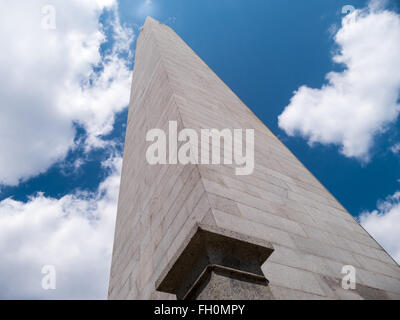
[108,17,400,300]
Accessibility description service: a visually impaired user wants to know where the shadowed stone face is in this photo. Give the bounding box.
[155,225,274,299]
[193,268,274,300]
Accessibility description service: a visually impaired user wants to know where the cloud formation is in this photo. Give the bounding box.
[278,4,400,161]
[391,143,400,154]
[0,155,121,299]
[0,0,133,186]
[359,191,400,263]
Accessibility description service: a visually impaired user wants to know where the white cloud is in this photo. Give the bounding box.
[391,143,400,154]
[0,155,121,299]
[278,4,400,161]
[0,0,133,186]
[137,0,157,18]
[359,191,400,264]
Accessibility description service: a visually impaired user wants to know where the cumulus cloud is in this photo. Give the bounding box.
[359,191,400,264]
[0,155,121,299]
[278,3,400,161]
[0,0,133,186]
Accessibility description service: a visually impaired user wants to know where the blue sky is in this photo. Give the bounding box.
[0,0,399,299]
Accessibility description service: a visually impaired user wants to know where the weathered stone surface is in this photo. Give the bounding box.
[108,17,400,300]
[193,268,274,300]
[156,224,274,299]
